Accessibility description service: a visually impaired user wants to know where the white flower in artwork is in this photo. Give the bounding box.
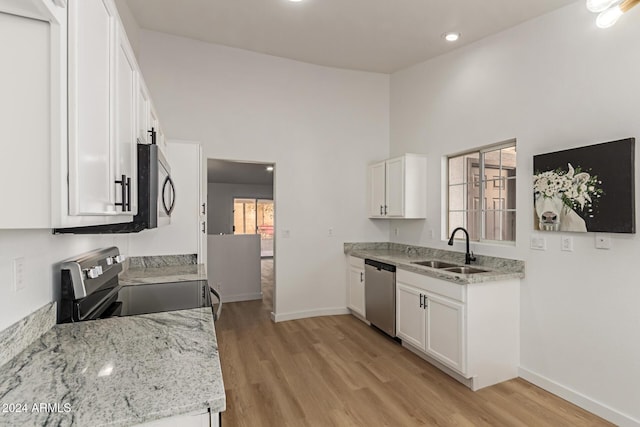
[533,163,603,212]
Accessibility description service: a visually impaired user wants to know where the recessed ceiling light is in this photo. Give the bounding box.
[266,166,274,172]
[443,32,461,42]
[289,0,303,2]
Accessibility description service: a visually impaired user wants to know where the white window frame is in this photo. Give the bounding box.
[445,139,517,245]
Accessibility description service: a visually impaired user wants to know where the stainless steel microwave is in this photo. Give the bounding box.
[54,143,175,234]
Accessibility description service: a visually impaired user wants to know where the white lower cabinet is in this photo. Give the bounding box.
[347,256,366,318]
[396,283,426,350]
[425,293,465,373]
[396,269,519,391]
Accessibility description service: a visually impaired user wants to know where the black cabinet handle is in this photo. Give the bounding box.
[384,205,388,215]
[126,176,131,211]
[419,294,423,308]
[360,272,363,282]
[202,222,206,234]
[148,127,156,145]
[115,174,127,211]
[380,205,383,215]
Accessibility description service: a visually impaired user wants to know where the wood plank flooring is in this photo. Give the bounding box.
[215,260,612,426]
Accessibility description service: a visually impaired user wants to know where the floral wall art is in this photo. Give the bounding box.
[533,138,635,233]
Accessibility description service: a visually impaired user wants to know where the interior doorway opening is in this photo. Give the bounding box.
[206,159,276,316]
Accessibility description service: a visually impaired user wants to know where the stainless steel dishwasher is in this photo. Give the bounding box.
[365,259,396,337]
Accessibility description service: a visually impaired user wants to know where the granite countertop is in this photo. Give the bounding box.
[120,264,207,286]
[345,242,525,285]
[0,261,225,427]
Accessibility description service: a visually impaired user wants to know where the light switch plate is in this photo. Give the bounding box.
[530,235,547,250]
[561,236,573,252]
[595,233,611,249]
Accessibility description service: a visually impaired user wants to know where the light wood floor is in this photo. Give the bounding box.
[216,260,611,426]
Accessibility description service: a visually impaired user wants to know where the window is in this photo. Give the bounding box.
[447,141,516,243]
[233,198,274,257]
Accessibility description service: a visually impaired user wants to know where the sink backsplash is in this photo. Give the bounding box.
[344,242,525,273]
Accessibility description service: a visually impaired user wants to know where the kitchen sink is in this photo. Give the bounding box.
[411,260,458,269]
[443,266,488,275]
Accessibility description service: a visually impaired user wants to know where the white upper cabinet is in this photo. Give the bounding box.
[114,22,138,214]
[137,80,150,144]
[368,154,427,219]
[369,161,386,217]
[67,0,139,219]
[0,12,50,228]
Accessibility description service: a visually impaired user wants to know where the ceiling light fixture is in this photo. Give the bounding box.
[586,0,639,28]
[442,32,460,42]
[288,0,303,2]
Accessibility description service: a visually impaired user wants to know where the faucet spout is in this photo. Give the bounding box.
[448,227,476,265]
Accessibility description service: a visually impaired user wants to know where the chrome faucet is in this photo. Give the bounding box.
[448,227,476,265]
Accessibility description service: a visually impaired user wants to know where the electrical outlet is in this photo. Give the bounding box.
[428,229,434,239]
[561,236,573,252]
[13,257,25,291]
[530,235,547,250]
[328,228,333,237]
[595,233,611,249]
[394,228,399,236]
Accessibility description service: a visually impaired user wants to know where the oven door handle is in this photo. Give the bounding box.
[209,286,222,321]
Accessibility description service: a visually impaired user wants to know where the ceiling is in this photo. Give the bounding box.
[125,0,576,73]
[207,159,274,185]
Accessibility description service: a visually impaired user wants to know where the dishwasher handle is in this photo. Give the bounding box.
[364,259,396,272]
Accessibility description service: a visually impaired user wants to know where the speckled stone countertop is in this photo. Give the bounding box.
[0,307,225,426]
[345,242,525,284]
[0,258,224,427]
[120,264,207,286]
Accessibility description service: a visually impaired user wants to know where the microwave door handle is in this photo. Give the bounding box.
[162,175,176,215]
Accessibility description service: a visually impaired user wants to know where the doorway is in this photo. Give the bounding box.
[206,159,276,315]
[233,198,274,257]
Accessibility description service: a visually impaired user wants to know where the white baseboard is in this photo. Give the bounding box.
[272,307,350,323]
[519,367,640,427]
[221,292,262,303]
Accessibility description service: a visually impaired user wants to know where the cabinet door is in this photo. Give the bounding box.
[425,293,465,373]
[347,265,365,317]
[137,80,150,144]
[0,12,50,227]
[114,23,137,214]
[396,282,426,351]
[68,0,118,215]
[369,161,386,217]
[385,156,405,217]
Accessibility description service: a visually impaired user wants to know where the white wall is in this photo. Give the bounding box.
[0,231,130,331]
[207,183,273,235]
[138,30,390,319]
[390,3,640,425]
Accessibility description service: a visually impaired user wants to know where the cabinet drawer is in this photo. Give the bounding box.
[397,269,465,302]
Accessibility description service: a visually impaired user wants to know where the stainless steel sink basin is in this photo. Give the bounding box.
[443,266,488,275]
[411,260,458,269]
